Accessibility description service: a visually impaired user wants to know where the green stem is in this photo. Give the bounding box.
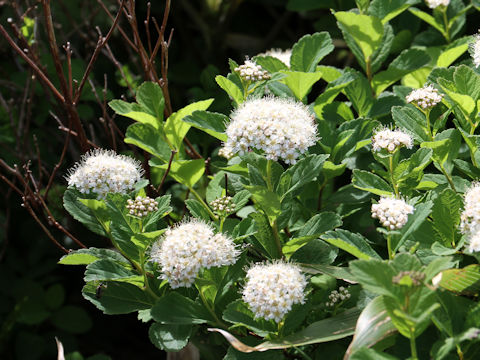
[389,155,400,198]
[409,330,418,360]
[387,233,394,260]
[442,7,451,43]
[219,217,225,232]
[190,188,218,221]
[197,286,228,329]
[266,160,283,258]
[438,163,457,192]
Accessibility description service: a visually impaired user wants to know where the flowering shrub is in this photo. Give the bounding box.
[57,1,480,359]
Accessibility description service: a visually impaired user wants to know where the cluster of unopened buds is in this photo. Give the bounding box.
[392,271,425,286]
[210,196,236,216]
[406,85,443,109]
[326,286,350,307]
[371,197,415,230]
[126,196,158,217]
[235,60,271,81]
[371,128,413,153]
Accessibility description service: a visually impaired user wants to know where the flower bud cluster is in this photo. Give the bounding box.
[371,128,413,153]
[242,262,307,323]
[392,271,425,286]
[126,196,158,217]
[210,196,235,216]
[406,85,444,109]
[470,33,480,68]
[258,48,292,67]
[218,144,235,159]
[326,286,350,307]
[150,220,239,288]
[425,0,449,9]
[235,60,270,82]
[66,149,143,199]
[371,197,415,230]
[225,97,317,164]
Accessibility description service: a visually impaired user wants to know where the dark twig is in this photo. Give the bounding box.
[157,150,177,193]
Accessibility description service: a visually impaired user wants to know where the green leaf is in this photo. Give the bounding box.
[350,348,399,360]
[431,189,462,247]
[290,32,334,72]
[334,12,384,60]
[289,239,338,264]
[164,99,214,151]
[136,81,165,120]
[452,64,480,101]
[280,71,322,100]
[152,159,205,189]
[149,323,191,352]
[369,0,420,24]
[63,188,107,236]
[394,200,433,252]
[345,296,397,359]
[372,48,431,95]
[151,292,214,324]
[58,247,129,266]
[352,170,393,196]
[84,259,142,286]
[215,75,244,105]
[391,106,429,142]
[210,307,360,351]
[350,259,400,300]
[249,212,281,259]
[409,7,446,36]
[253,55,289,72]
[438,265,480,295]
[277,154,329,198]
[108,100,160,130]
[51,305,92,334]
[82,281,156,315]
[321,229,381,260]
[185,198,211,221]
[300,264,356,283]
[244,185,281,221]
[437,43,469,67]
[124,123,171,161]
[314,71,357,117]
[183,110,228,141]
[344,71,375,116]
[223,300,277,337]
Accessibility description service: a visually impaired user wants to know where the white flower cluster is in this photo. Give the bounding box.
[235,60,270,82]
[406,85,444,109]
[66,149,143,199]
[425,0,449,9]
[371,128,413,153]
[460,183,480,252]
[150,220,239,288]
[126,196,158,217]
[242,262,307,323]
[210,196,235,215]
[258,48,292,67]
[469,34,480,68]
[371,197,415,230]
[225,97,317,164]
[218,144,234,159]
[326,286,350,307]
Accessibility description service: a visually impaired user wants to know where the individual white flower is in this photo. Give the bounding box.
[242,261,307,323]
[469,33,480,68]
[218,144,235,159]
[406,85,444,109]
[425,0,449,9]
[235,60,270,82]
[258,48,292,68]
[66,149,143,199]
[150,220,239,288]
[460,183,480,235]
[371,127,413,153]
[126,196,158,217]
[225,97,317,164]
[371,197,415,230]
